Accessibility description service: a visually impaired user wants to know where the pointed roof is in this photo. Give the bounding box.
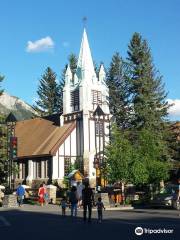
[65,65,72,78]
[76,28,96,81]
[6,112,18,123]
[65,65,72,85]
[99,64,105,76]
[99,64,106,81]
[93,105,105,116]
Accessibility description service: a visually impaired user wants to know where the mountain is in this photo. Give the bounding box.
[0,92,36,120]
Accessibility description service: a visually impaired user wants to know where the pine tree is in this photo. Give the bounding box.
[0,74,4,96]
[68,53,77,81]
[127,32,171,178]
[33,67,60,116]
[127,33,169,131]
[107,53,131,130]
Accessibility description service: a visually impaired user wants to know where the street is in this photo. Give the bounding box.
[0,206,180,240]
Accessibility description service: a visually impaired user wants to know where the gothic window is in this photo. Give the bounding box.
[95,122,104,136]
[71,89,79,111]
[64,157,71,176]
[92,90,102,105]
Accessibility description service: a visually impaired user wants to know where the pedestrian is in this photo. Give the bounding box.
[77,181,83,208]
[61,197,67,216]
[43,182,49,205]
[38,184,45,207]
[69,186,78,217]
[82,182,94,223]
[16,183,25,207]
[96,197,105,223]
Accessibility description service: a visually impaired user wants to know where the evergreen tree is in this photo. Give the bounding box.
[127,32,171,182]
[33,67,60,116]
[167,122,180,162]
[59,68,66,114]
[127,33,169,131]
[107,53,131,130]
[0,74,4,96]
[68,53,77,81]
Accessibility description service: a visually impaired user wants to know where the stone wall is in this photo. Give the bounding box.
[2,194,17,207]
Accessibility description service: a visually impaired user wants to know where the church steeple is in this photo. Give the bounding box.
[76,28,96,82]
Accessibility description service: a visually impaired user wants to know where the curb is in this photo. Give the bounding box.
[0,205,134,212]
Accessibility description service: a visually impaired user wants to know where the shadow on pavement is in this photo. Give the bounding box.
[0,208,179,240]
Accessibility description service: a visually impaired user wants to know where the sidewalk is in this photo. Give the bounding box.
[0,204,134,212]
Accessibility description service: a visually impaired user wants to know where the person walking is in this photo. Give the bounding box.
[69,186,78,217]
[77,181,83,208]
[82,182,94,223]
[96,197,105,223]
[38,184,45,207]
[16,183,25,207]
[61,197,67,216]
[43,182,49,205]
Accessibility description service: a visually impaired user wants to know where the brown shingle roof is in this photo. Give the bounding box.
[15,118,76,159]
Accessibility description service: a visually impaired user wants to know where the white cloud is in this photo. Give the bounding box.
[62,41,70,47]
[167,99,180,117]
[26,36,54,53]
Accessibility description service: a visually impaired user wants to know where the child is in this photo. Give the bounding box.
[96,197,105,223]
[61,197,67,216]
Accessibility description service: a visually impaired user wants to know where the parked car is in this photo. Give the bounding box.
[150,184,179,209]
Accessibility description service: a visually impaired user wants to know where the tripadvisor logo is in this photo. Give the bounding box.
[135,227,143,235]
[135,227,174,235]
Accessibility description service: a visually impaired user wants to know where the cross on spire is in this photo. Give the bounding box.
[82,17,87,28]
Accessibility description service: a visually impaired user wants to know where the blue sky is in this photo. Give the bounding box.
[0,0,180,119]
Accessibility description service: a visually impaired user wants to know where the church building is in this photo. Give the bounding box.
[14,29,110,188]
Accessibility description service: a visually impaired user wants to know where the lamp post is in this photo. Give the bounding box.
[6,113,17,192]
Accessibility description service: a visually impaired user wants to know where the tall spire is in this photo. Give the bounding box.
[76,28,96,82]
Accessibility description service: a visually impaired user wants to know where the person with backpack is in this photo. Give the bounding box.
[69,186,78,217]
